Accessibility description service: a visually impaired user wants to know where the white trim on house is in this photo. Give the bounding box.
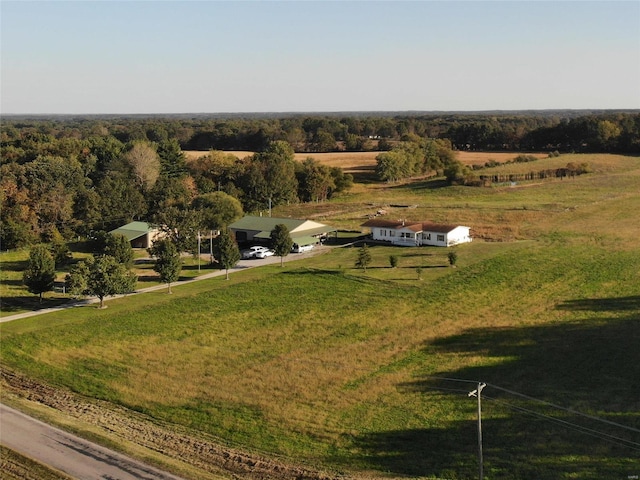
[362,219,472,247]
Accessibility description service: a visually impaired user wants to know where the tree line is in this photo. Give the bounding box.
[2,111,638,250]
[0,131,352,250]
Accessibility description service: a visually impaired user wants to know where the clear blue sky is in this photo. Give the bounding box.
[2,1,639,114]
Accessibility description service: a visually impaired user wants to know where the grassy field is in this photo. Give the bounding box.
[0,249,215,317]
[2,153,639,479]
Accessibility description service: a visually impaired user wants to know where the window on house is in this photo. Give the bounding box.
[437,234,445,242]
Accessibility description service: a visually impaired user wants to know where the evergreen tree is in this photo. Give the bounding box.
[23,245,56,303]
[448,250,458,267]
[212,228,240,279]
[270,223,293,267]
[148,239,182,293]
[355,243,372,272]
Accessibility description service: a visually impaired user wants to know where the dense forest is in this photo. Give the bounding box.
[1,110,638,250]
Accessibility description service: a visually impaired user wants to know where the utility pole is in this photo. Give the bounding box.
[197,231,201,272]
[210,230,214,265]
[468,382,487,480]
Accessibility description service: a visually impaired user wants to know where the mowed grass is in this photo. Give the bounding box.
[0,249,215,317]
[2,154,640,479]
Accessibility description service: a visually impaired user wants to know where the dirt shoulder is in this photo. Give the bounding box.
[0,367,347,480]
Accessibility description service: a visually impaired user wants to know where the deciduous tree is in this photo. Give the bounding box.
[192,191,243,231]
[124,141,161,192]
[271,223,293,267]
[105,233,134,267]
[23,245,56,302]
[66,255,136,308]
[148,239,182,293]
[212,228,240,279]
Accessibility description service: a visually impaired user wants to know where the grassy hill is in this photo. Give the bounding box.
[1,153,639,479]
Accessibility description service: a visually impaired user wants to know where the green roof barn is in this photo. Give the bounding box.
[229,216,334,247]
[109,221,162,249]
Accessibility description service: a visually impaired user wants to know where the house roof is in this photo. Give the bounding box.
[230,216,334,239]
[361,219,464,234]
[109,221,154,241]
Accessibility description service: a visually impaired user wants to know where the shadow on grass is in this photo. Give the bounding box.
[348,166,379,184]
[349,296,640,479]
[0,260,27,271]
[0,295,73,313]
[388,178,450,190]
[557,295,640,312]
[137,275,160,283]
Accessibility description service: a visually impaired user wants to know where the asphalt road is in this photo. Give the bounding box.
[0,403,184,480]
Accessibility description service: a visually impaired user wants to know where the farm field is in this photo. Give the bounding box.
[1,153,640,479]
[184,149,548,171]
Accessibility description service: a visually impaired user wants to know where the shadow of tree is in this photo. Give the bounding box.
[388,178,449,190]
[350,296,640,479]
[0,296,72,313]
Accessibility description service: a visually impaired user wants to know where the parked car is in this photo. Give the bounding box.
[291,243,314,253]
[241,246,274,259]
[255,248,274,259]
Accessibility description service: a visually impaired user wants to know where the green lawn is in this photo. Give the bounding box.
[1,153,639,479]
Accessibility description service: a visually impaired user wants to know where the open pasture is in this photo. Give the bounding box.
[2,153,640,479]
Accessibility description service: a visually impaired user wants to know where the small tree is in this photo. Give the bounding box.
[271,223,294,267]
[389,255,398,268]
[23,245,56,303]
[105,233,134,267]
[355,243,372,272]
[448,250,458,267]
[67,255,136,308]
[148,239,182,293]
[65,261,89,299]
[212,228,240,280]
[49,229,72,268]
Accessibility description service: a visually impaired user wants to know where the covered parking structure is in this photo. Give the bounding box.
[229,216,335,248]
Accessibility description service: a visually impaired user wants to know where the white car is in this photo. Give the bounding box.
[241,246,274,259]
[291,243,314,253]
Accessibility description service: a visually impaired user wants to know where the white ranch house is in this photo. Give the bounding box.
[361,219,472,247]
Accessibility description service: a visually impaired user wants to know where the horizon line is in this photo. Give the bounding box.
[3,108,639,118]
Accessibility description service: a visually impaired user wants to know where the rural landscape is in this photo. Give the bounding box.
[1,111,639,479]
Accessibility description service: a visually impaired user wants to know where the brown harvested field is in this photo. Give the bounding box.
[184,150,547,170]
[456,151,548,166]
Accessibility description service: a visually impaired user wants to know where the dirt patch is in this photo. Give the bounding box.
[0,367,346,480]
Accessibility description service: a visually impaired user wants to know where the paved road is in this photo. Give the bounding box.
[0,403,184,480]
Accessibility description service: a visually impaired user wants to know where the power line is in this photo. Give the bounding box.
[483,394,640,452]
[486,382,640,433]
